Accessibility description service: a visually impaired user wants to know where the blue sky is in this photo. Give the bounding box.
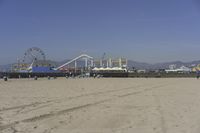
[0,0,200,65]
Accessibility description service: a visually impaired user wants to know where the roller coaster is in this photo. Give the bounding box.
[55,54,94,72]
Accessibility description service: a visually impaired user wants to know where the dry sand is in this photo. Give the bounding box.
[0,78,200,133]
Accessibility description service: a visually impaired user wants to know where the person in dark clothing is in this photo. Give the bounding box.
[196,70,200,79]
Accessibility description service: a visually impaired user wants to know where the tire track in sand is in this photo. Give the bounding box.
[153,93,168,133]
[0,84,142,113]
[0,83,171,131]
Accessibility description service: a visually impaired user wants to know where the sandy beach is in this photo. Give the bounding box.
[0,78,200,133]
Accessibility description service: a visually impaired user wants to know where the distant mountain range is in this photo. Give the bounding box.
[1,60,200,72]
[127,60,200,70]
[0,64,13,72]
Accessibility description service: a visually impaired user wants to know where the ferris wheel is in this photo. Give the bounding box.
[22,47,46,64]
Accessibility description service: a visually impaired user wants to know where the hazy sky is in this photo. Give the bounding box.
[0,0,200,65]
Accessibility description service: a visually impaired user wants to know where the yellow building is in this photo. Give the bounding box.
[192,64,200,72]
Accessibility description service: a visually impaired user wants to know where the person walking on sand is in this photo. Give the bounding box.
[196,69,200,79]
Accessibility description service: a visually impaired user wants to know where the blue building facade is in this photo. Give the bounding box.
[31,67,58,73]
